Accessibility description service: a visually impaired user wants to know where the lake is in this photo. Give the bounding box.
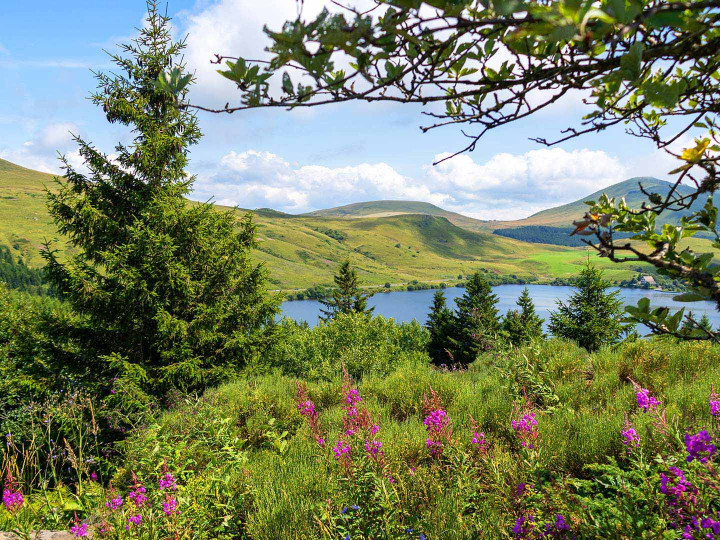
[281,284,720,331]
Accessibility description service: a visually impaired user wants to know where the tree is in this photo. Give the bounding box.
[320,260,374,321]
[549,262,626,352]
[197,0,720,341]
[503,287,544,347]
[451,271,501,365]
[42,2,278,398]
[426,290,455,365]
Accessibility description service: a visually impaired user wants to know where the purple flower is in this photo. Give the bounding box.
[423,409,449,430]
[621,427,640,448]
[70,521,88,538]
[636,388,660,412]
[297,400,315,417]
[684,430,716,463]
[2,489,23,513]
[129,484,147,507]
[554,513,569,532]
[346,388,361,405]
[159,472,177,491]
[125,514,142,530]
[105,494,123,511]
[332,440,351,463]
[365,439,383,459]
[710,397,720,417]
[163,496,179,516]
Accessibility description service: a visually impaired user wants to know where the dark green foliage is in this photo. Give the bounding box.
[450,271,502,365]
[426,290,454,365]
[320,260,374,321]
[41,2,278,398]
[0,245,51,296]
[549,261,626,352]
[502,287,544,347]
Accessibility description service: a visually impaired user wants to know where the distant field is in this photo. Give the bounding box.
[2,158,715,291]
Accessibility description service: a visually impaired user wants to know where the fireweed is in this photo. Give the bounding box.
[423,385,452,457]
[511,402,539,450]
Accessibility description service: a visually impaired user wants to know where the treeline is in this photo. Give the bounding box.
[494,226,633,247]
[0,245,53,297]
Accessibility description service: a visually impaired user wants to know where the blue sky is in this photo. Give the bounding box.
[0,1,677,219]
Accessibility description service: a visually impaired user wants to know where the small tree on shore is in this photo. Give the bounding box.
[426,290,455,365]
[549,262,625,352]
[320,261,374,321]
[451,271,501,365]
[503,287,544,347]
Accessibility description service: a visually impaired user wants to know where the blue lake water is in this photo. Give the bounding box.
[281,284,720,331]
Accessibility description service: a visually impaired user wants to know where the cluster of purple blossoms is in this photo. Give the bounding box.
[684,430,716,464]
[105,493,123,511]
[2,474,23,514]
[365,439,383,460]
[512,412,538,449]
[163,495,180,517]
[128,484,147,507]
[159,472,177,491]
[296,383,326,447]
[472,431,488,455]
[70,518,89,538]
[636,388,661,412]
[125,513,142,530]
[333,439,352,467]
[424,408,451,456]
[513,515,535,538]
[621,427,640,449]
[710,391,720,417]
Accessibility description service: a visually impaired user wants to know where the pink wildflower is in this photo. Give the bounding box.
[163,494,180,517]
[70,515,89,538]
[636,388,661,412]
[159,472,177,491]
[2,472,23,514]
[125,514,142,530]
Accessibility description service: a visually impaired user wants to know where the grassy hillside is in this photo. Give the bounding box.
[0,159,673,290]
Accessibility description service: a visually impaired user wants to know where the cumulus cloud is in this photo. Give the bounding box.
[0,122,80,174]
[191,146,627,219]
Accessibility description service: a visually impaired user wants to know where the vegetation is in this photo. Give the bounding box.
[426,291,454,365]
[0,245,51,296]
[549,262,627,352]
[320,261,374,321]
[502,288,545,347]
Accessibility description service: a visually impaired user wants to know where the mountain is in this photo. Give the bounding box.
[487,177,710,246]
[0,157,648,290]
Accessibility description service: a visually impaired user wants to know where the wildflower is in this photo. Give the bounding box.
[70,516,89,538]
[105,494,123,511]
[341,506,348,514]
[129,483,147,507]
[297,400,315,417]
[512,412,538,449]
[423,406,452,456]
[90,472,98,482]
[684,430,716,464]
[365,439,383,459]
[471,431,488,454]
[554,514,570,532]
[333,440,351,459]
[162,495,179,517]
[710,387,720,417]
[346,388,361,405]
[159,472,177,491]
[2,473,23,514]
[621,427,640,448]
[513,515,535,538]
[296,383,325,447]
[659,467,694,499]
[636,388,660,412]
[370,424,380,436]
[700,514,720,535]
[125,514,142,530]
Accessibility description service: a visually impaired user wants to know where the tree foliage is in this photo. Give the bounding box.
[426,290,455,364]
[549,261,626,351]
[320,260,374,321]
[42,2,278,398]
[198,0,720,340]
[450,271,501,364]
[503,287,544,347]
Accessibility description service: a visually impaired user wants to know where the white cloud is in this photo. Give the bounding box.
[192,146,627,219]
[0,122,80,174]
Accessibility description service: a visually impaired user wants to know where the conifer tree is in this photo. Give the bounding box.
[319,261,374,321]
[451,271,501,365]
[548,261,625,352]
[41,2,278,397]
[426,290,455,365]
[503,287,544,347]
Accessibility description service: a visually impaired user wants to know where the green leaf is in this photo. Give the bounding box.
[620,42,643,81]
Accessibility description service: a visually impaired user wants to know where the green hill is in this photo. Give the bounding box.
[0,158,665,291]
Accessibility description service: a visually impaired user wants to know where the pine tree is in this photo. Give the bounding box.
[319,261,374,321]
[451,271,501,365]
[548,261,625,352]
[503,287,544,347]
[426,290,455,365]
[41,2,278,397]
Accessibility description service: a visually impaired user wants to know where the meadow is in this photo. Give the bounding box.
[2,314,720,539]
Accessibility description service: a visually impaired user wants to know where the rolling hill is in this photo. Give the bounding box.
[0,158,686,291]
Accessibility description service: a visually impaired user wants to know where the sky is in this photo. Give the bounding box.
[0,1,680,220]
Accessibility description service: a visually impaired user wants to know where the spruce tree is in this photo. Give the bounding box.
[548,261,625,352]
[42,2,278,397]
[426,290,455,365]
[319,261,374,321]
[451,271,501,365]
[503,287,544,347]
